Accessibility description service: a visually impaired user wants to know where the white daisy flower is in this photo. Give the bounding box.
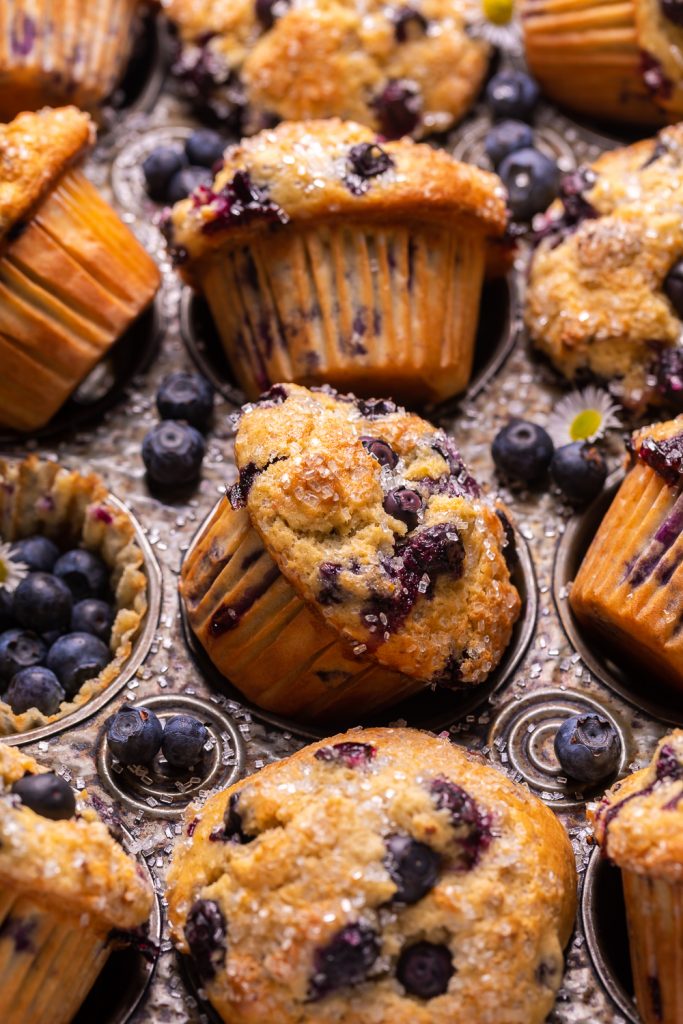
[546,386,621,447]
[0,542,28,593]
[464,0,522,53]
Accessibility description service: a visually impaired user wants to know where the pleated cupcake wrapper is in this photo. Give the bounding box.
[198,221,486,405]
[181,499,421,721]
[0,888,110,1024]
[0,167,160,432]
[621,869,683,1024]
[570,461,683,690]
[522,0,667,124]
[0,0,139,119]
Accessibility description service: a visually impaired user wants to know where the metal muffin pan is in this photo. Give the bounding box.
[103,9,169,123]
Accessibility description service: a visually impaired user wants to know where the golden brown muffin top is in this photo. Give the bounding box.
[0,107,94,243]
[226,384,520,686]
[166,118,507,265]
[0,742,153,929]
[590,730,683,883]
[167,727,577,1024]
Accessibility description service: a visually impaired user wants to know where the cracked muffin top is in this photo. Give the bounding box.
[225,384,520,686]
[590,730,683,883]
[525,124,683,412]
[163,0,489,140]
[167,726,577,1024]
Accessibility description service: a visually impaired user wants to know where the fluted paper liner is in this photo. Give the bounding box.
[621,869,683,1024]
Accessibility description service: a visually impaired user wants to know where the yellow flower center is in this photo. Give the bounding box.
[0,560,7,584]
[570,409,602,441]
[482,0,514,25]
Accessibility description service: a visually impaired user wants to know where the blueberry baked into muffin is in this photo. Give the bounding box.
[0,106,160,433]
[522,0,683,126]
[0,741,154,1024]
[0,0,147,120]
[163,0,489,139]
[0,456,148,735]
[167,727,577,1024]
[180,384,521,721]
[164,118,508,404]
[590,730,683,1024]
[526,125,683,413]
[570,416,683,691]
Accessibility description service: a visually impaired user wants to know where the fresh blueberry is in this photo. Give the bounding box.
[71,599,114,643]
[659,0,683,26]
[0,629,47,682]
[499,147,560,221]
[383,488,423,530]
[385,834,440,904]
[107,704,163,765]
[491,419,554,483]
[156,372,214,432]
[373,79,422,139]
[484,119,534,168]
[13,573,72,634]
[664,260,683,318]
[0,589,14,630]
[223,792,255,843]
[54,549,109,602]
[314,742,377,767]
[360,436,398,468]
[656,347,683,408]
[397,941,454,998]
[486,69,540,122]
[550,442,607,503]
[10,536,60,573]
[142,421,206,487]
[161,714,209,768]
[142,146,186,203]
[11,772,76,820]
[185,899,227,980]
[5,666,65,716]
[310,923,380,998]
[46,632,110,698]
[166,166,213,205]
[348,143,394,180]
[554,714,621,783]
[185,129,226,170]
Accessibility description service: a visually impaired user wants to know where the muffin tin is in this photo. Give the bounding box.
[0,22,677,1024]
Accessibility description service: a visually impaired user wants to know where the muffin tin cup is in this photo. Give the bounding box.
[5,494,162,747]
[103,11,169,123]
[553,477,683,727]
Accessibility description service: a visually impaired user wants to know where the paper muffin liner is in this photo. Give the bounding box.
[181,499,421,721]
[0,167,160,433]
[196,221,486,405]
[621,869,683,1024]
[0,455,148,735]
[0,0,140,119]
[570,460,683,690]
[0,889,110,1024]
[522,0,665,125]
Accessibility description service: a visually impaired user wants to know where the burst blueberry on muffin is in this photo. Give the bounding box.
[0,106,160,433]
[526,125,683,413]
[522,0,683,126]
[180,384,521,721]
[163,0,489,138]
[570,416,683,691]
[164,118,508,404]
[590,730,683,1024]
[0,741,153,1024]
[0,0,147,120]
[167,726,577,1024]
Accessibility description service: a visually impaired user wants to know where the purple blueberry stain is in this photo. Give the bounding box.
[640,51,673,99]
[208,564,280,636]
[314,742,377,767]
[228,455,288,509]
[318,562,343,605]
[0,916,36,954]
[185,899,227,980]
[11,13,36,56]
[655,743,683,782]
[195,171,289,235]
[223,792,255,843]
[648,975,663,1020]
[255,0,292,30]
[310,923,380,999]
[429,776,492,868]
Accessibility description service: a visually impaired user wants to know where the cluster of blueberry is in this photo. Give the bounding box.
[141,372,214,488]
[491,420,608,503]
[484,69,561,222]
[142,129,226,206]
[0,537,114,716]
[107,704,209,770]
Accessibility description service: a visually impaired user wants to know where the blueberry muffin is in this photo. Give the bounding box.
[522,0,683,126]
[0,0,147,120]
[164,0,489,139]
[570,416,683,691]
[0,455,148,735]
[590,731,683,1024]
[0,107,160,433]
[164,118,508,404]
[167,726,577,1024]
[180,384,521,721]
[0,741,154,1024]
[526,126,683,413]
